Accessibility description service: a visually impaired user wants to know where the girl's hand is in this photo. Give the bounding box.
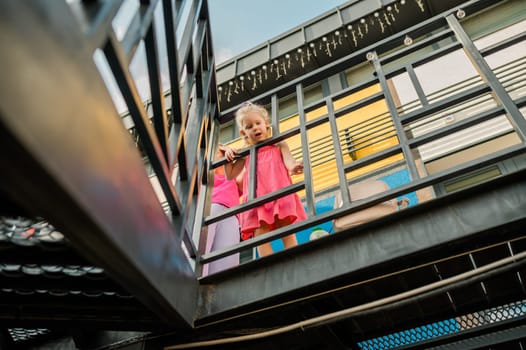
[218,144,237,162]
[289,161,304,175]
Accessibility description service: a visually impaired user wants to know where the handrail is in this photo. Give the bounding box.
[200,5,526,274]
[200,145,526,264]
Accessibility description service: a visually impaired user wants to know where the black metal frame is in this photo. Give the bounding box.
[0,0,217,329]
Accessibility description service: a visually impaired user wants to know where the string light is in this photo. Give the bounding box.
[217,0,415,102]
[251,71,257,90]
[335,30,342,44]
[415,0,425,12]
[239,75,245,91]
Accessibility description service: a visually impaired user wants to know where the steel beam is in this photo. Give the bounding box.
[196,170,526,320]
[0,1,197,327]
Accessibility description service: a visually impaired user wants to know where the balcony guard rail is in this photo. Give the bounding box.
[199,5,526,271]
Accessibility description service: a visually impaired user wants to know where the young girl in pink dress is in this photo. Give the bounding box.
[220,102,307,257]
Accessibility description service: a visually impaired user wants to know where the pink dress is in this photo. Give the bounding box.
[211,173,241,208]
[239,145,307,240]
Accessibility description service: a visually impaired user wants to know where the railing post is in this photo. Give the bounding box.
[296,83,316,217]
[369,51,421,181]
[327,97,352,205]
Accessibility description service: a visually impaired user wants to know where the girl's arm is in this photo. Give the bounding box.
[218,145,246,180]
[235,168,245,194]
[225,158,245,180]
[278,141,303,175]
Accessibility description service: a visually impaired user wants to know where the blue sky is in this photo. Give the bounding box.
[208,0,350,64]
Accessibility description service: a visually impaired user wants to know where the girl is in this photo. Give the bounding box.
[221,102,307,257]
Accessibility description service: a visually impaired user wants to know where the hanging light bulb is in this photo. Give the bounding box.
[297,48,305,67]
[261,64,268,79]
[386,6,396,22]
[251,71,257,90]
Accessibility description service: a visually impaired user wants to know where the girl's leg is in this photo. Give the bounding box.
[208,216,240,274]
[204,204,240,275]
[275,217,298,249]
[282,234,298,249]
[254,223,274,257]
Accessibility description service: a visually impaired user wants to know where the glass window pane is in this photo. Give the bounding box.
[414,50,480,101]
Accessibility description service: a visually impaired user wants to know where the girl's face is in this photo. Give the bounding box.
[240,111,269,144]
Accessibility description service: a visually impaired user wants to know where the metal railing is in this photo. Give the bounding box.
[199,4,526,274]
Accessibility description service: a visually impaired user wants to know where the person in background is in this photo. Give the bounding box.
[202,144,242,276]
[221,102,307,257]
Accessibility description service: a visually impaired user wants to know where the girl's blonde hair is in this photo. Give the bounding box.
[235,102,269,129]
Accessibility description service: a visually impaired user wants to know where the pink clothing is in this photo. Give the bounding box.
[212,173,240,208]
[239,145,307,240]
